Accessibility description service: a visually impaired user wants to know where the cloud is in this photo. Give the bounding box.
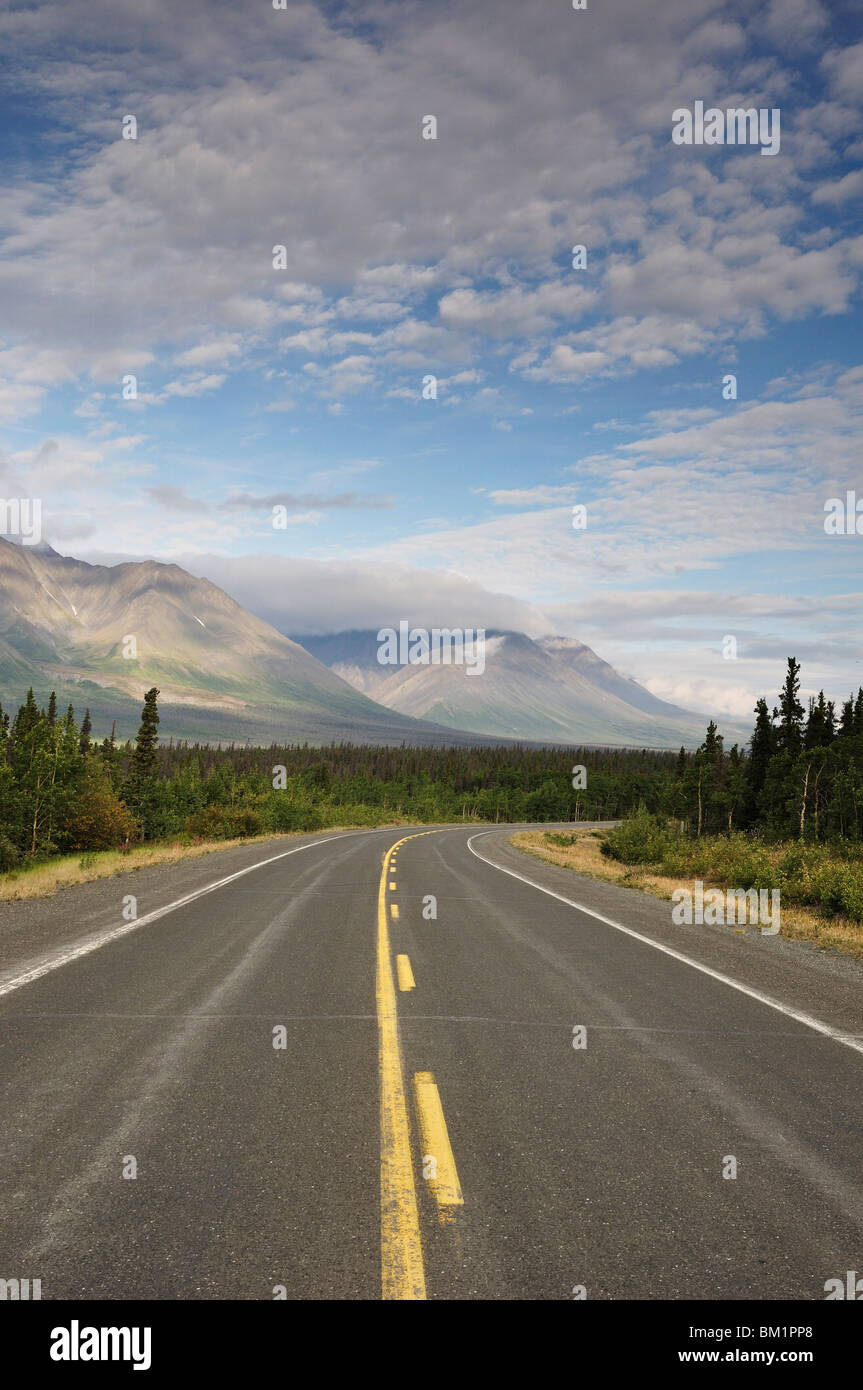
[161,373,227,399]
[174,336,243,367]
[811,169,863,205]
[173,552,550,638]
[219,490,394,511]
[145,484,202,512]
[2,0,857,419]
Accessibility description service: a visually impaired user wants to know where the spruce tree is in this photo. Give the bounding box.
[775,658,804,755]
[123,690,160,838]
[746,698,774,824]
[129,689,160,783]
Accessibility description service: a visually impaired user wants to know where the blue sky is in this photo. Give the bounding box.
[1,0,862,723]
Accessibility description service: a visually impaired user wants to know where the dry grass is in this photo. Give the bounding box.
[511,827,863,961]
[0,830,358,903]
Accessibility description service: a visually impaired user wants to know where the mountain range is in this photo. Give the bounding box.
[0,538,732,748]
[0,539,471,745]
[296,629,722,747]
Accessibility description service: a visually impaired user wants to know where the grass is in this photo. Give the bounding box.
[511,826,863,961]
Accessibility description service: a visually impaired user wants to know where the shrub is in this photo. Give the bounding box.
[185,805,264,840]
[65,768,138,851]
[812,863,863,922]
[0,834,20,873]
[601,811,671,864]
[259,794,324,833]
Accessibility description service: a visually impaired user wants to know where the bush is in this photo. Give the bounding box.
[601,811,672,864]
[812,863,863,922]
[185,805,264,840]
[0,834,20,873]
[65,768,138,851]
[259,794,324,833]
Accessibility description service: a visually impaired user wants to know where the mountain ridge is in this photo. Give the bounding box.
[0,540,494,745]
[294,628,746,747]
[0,539,739,748]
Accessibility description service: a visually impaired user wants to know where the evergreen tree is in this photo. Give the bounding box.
[122,690,161,838]
[12,689,40,743]
[775,658,804,754]
[130,689,160,782]
[804,692,833,749]
[746,698,774,824]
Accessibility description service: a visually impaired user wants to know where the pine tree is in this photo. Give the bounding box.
[79,709,92,755]
[746,698,774,824]
[12,689,40,742]
[775,658,804,755]
[804,692,834,749]
[122,690,161,838]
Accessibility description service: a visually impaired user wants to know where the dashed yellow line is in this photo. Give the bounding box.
[413,1071,464,1224]
[390,902,399,920]
[396,954,416,991]
[376,835,425,1300]
[376,828,452,1299]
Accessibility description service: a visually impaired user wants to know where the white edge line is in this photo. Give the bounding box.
[466,831,863,1059]
[0,829,384,1001]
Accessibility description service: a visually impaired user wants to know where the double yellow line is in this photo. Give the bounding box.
[376,831,462,1300]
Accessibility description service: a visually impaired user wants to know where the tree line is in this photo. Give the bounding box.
[0,684,676,866]
[1,656,859,869]
[668,657,863,841]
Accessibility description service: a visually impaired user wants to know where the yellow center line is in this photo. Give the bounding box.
[390,902,399,920]
[376,828,447,1300]
[377,834,424,1299]
[396,954,416,991]
[413,1071,464,1225]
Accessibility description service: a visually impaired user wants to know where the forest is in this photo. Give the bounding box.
[0,657,861,872]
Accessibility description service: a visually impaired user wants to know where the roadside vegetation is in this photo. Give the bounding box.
[513,658,863,958]
[513,824,863,959]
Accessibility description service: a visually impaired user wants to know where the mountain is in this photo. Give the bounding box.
[0,540,741,749]
[296,629,742,748]
[0,540,495,746]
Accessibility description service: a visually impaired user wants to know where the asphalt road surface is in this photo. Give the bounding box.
[0,824,861,1300]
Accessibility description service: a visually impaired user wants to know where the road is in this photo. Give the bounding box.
[0,824,861,1300]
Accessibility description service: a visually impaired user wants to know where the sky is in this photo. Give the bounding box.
[0,0,862,724]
